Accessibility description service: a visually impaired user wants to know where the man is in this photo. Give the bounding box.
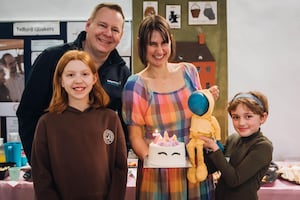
[17,3,131,167]
[2,53,25,102]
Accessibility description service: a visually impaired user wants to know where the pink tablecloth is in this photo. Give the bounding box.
[0,171,34,200]
[1,163,299,200]
[258,160,300,200]
[258,178,300,200]
[0,169,135,200]
[0,179,135,200]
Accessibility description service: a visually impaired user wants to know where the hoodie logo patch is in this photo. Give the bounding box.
[103,129,114,144]
[107,79,121,87]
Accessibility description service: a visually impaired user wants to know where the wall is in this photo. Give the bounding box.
[0,0,299,161]
[0,0,132,20]
[227,0,300,160]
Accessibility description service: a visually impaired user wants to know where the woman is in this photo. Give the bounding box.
[122,15,219,200]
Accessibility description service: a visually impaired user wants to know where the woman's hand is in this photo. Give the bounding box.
[208,85,219,101]
[128,125,149,160]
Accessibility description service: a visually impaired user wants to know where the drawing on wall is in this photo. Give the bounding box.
[0,39,24,103]
[166,5,181,29]
[188,1,217,25]
[143,1,158,18]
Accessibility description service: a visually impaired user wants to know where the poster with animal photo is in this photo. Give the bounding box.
[166,5,181,29]
[143,1,158,19]
[0,39,24,139]
[0,39,24,103]
[188,1,217,25]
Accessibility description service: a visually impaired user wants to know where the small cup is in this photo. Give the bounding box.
[9,167,20,181]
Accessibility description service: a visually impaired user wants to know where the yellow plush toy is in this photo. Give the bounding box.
[186,89,221,183]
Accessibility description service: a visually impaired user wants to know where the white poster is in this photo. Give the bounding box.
[143,1,158,18]
[166,5,181,29]
[188,1,217,25]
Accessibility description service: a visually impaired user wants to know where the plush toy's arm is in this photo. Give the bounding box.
[211,116,221,140]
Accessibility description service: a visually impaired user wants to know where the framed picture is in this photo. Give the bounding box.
[67,21,86,43]
[0,39,24,103]
[188,1,217,25]
[143,1,158,18]
[31,39,64,65]
[166,5,181,29]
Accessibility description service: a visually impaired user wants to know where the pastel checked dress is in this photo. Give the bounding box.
[122,64,215,200]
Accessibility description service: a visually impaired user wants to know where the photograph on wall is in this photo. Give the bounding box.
[122,56,131,71]
[67,21,86,43]
[116,21,132,57]
[143,1,158,18]
[166,5,181,29]
[31,39,64,65]
[188,1,217,25]
[0,39,25,103]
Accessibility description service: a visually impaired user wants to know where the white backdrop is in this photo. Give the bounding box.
[0,0,132,21]
[227,0,300,160]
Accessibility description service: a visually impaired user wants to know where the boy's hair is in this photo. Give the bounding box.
[227,91,269,117]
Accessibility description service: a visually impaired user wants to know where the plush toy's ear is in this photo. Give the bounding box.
[188,91,209,116]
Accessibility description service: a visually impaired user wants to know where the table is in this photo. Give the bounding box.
[0,181,34,200]
[1,163,299,200]
[258,178,300,200]
[3,179,299,200]
[258,161,300,200]
[0,170,135,200]
[0,171,34,200]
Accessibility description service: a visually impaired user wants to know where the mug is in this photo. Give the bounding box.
[4,142,22,167]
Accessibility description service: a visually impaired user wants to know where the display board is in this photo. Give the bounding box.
[0,20,132,140]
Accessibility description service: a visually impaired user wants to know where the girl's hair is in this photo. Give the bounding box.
[90,3,125,21]
[137,15,176,66]
[227,91,269,117]
[47,50,110,113]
